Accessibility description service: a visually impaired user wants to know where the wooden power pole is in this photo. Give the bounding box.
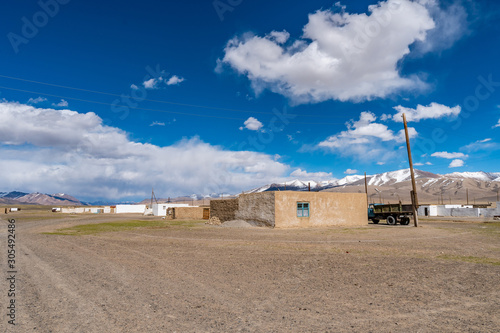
[403,113,419,227]
[364,172,368,208]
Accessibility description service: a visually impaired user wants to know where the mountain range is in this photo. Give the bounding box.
[0,192,83,206]
[246,169,500,204]
[2,169,500,206]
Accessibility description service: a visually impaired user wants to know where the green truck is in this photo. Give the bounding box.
[368,203,414,225]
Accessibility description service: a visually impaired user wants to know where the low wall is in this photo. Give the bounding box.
[235,192,276,227]
[274,192,367,228]
[210,199,239,222]
[174,207,207,220]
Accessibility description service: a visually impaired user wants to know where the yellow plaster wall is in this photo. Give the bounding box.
[274,192,367,228]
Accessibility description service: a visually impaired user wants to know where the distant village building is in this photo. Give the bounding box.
[152,203,190,216]
[418,203,500,218]
[115,204,147,214]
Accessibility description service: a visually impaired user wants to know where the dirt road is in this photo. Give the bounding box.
[1,211,499,332]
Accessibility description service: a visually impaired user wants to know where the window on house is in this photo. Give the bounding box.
[297,202,309,217]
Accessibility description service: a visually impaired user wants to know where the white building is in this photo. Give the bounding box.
[115,204,147,214]
[418,203,499,218]
[152,203,191,216]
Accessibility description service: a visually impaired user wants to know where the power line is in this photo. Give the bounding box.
[0,74,349,119]
[0,85,347,125]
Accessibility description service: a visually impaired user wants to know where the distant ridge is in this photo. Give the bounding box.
[0,191,83,206]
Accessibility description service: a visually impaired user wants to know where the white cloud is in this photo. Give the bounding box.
[493,119,500,128]
[52,99,69,107]
[143,77,160,89]
[317,111,417,162]
[241,117,264,131]
[462,138,497,153]
[27,97,47,104]
[139,73,185,90]
[387,102,461,122]
[344,169,358,175]
[268,30,290,44]
[166,75,185,86]
[218,0,445,103]
[0,102,289,200]
[149,121,165,127]
[290,168,333,180]
[412,0,468,55]
[449,159,464,168]
[413,161,432,166]
[431,151,468,159]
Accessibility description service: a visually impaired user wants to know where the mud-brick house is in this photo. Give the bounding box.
[210,191,367,228]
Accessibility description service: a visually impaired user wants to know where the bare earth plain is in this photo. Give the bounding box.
[1,208,499,333]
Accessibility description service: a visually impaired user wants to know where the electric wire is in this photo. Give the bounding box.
[0,74,350,119]
[0,85,347,125]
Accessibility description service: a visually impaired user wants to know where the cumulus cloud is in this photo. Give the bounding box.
[431,151,468,159]
[143,77,160,89]
[494,119,500,128]
[449,159,464,168]
[27,97,47,104]
[52,99,69,107]
[0,102,289,200]
[290,168,333,180]
[130,84,139,90]
[217,0,453,103]
[344,169,358,174]
[317,111,417,162]
[166,75,185,85]
[412,0,469,54]
[386,102,461,122]
[240,117,264,131]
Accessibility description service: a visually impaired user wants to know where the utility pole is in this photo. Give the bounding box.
[403,113,419,227]
[466,188,469,205]
[364,172,368,208]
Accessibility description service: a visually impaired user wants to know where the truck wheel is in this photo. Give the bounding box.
[372,219,379,224]
[387,216,396,225]
[401,217,410,225]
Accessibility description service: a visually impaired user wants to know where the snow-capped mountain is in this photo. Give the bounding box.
[446,172,500,182]
[243,168,500,204]
[246,169,443,193]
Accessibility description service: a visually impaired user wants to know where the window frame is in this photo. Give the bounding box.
[297,202,310,217]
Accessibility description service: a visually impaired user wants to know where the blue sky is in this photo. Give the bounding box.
[0,0,499,201]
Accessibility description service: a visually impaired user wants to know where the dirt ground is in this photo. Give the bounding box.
[1,209,499,332]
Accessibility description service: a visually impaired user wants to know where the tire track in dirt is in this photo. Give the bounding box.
[54,236,254,331]
[18,244,118,333]
[19,235,196,332]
